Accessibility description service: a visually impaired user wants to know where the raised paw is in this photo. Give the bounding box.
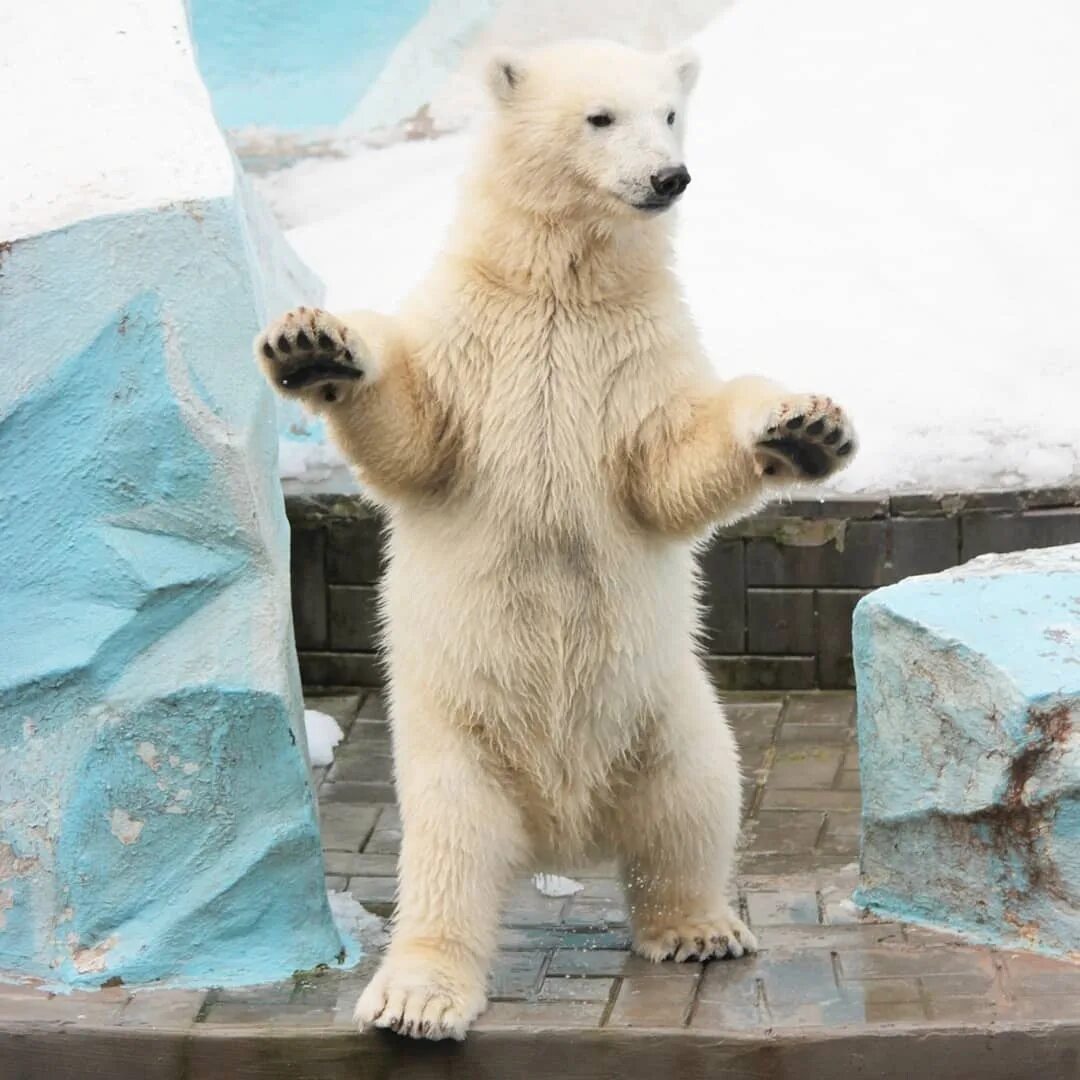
[354,955,487,1042]
[254,307,372,403]
[633,909,759,963]
[755,395,856,481]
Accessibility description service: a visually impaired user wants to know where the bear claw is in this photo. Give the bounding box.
[634,911,759,963]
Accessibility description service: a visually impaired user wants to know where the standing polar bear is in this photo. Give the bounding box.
[257,39,856,1041]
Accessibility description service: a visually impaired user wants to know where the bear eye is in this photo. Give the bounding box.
[667,110,676,126]
[587,112,613,128]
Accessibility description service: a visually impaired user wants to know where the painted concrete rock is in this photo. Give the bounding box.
[0,0,343,987]
[854,545,1080,957]
[189,0,433,133]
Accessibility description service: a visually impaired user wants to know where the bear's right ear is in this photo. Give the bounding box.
[486,50,527,106]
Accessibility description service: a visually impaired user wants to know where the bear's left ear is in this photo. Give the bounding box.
[667,46,700,94]
[486,49,528,106]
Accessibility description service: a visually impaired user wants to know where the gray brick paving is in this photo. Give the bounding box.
[6,690,1080,1055]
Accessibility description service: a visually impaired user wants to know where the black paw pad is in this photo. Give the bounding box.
[806,418,825,436]
[837,441,853,456]
[296,330,313,350]
[276,335,292,354]
[785,415,805,430]
[823,429,841,445]
[761,436,829,478]
[261,341,274,359]
[317,332,335,350]
[276,359,364,390]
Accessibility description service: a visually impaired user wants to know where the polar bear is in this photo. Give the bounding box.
[256,39,856,1041]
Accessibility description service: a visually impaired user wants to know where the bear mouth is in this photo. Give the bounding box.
[629,195,681,213]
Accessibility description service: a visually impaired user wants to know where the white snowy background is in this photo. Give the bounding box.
[256,0,1080,495]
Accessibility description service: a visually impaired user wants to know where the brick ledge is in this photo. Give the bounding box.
[285,488,1080,691]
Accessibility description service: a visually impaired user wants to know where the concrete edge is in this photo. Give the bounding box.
[3,1019,1079,1078]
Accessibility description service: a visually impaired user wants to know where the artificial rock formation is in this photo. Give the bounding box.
[854,545,1080,956]
[0,0,343,987]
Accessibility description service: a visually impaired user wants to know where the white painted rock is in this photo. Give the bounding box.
[854,545,1080,956]
[0,0,342,987]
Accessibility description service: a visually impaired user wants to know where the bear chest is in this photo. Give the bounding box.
[471,306,656,480]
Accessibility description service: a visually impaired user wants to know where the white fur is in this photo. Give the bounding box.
[255,38,856,1041]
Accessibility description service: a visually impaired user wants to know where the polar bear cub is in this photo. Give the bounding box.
[257,39,856,1041]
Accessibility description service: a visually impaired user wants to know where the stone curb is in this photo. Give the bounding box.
[3,1018,1080,1079]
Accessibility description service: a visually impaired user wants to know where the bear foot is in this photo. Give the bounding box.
[754,394,856,480]
[633,909,759,962]
[354,952,487,1041]
[255,308,372,402]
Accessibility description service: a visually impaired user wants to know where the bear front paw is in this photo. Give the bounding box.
[255,307,371,403]
[755,395,856,481]
[354,953,487,1041]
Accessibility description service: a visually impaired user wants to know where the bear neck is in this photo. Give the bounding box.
[450,174,677,304]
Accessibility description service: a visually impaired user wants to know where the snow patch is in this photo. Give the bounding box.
[533,873,584,898]
[327,889,388,952]
[304,709,344,767]
[278,439,348,484]
[1,0,232,240]
[259,0,1080,495]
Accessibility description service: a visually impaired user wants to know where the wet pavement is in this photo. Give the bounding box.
[4,691,1080,1078]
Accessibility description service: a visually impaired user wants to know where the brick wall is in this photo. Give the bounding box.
[286,487,1080,691]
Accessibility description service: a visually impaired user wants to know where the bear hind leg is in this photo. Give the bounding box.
[613,665,758,962]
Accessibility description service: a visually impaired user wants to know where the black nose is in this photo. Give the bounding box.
[650,165,691,199]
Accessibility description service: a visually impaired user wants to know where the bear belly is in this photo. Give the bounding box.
[384,505,697,728]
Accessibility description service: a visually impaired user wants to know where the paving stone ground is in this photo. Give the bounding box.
[4,692,1080,1078]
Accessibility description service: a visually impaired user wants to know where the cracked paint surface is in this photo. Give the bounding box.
[109,810,145,846]
[0,191,343,988]
[854,544,1080,957]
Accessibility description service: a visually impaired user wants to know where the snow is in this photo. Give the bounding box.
[278,440,347,484]
[304,709,344,767]
[534,874,585,898]
[256,0,1080,494]
[0,0,232,240]
[327,889,388,952]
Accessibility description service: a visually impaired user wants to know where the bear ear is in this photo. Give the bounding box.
[667,46,700,94]
[486,50,527,106]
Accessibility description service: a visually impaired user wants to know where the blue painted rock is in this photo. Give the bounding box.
[0,0,342,988]
[189,0,433,135]
[854,544,1080,957]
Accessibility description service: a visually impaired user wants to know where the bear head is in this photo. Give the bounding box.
[483,39,700,223]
